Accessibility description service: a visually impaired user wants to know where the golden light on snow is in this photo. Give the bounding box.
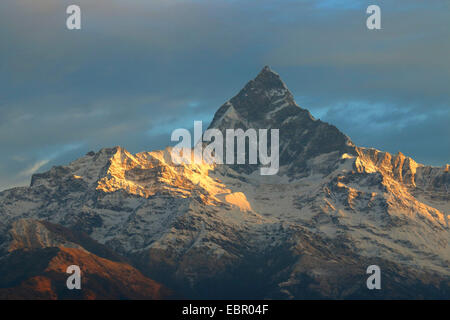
[95,146,252,210]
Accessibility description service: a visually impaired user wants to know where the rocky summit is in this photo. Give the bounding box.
[0,67,448,299]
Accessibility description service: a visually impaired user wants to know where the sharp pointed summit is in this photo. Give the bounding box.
[253,65,285,88]
[209,66,294,125]
[209,66,355,175]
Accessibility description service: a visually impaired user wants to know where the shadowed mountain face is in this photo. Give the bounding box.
[0,67,448,299]
[208,66,355,175]
[0,220,173,299]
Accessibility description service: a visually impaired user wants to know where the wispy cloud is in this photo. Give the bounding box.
[0,0,448,190]
[18,159,50,178]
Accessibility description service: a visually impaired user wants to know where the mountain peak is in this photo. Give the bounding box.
[252,65,288,93]
[261,65,273,72]
[256,65,280,79]
[208,67,356,175]
[209,66,294,129]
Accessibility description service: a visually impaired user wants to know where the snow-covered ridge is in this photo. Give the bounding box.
[0,66,448,299]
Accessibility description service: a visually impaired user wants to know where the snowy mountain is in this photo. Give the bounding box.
[0,67,448,299]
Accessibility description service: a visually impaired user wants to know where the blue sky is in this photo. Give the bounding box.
[0,0,449,190]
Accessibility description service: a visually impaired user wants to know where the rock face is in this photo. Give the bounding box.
[0,67,449,299]
[0,219,173,299]
[209,66,355,175]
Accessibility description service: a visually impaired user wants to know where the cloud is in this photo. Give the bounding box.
[312,101,450,166]
[0,0,448,190]
[18,159,50,178]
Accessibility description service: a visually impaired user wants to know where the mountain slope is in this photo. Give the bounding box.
[209,66,355,176]
[0,66,448,299]
[0,219,173,299]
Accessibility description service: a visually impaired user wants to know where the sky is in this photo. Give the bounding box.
[0,0,449,191]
